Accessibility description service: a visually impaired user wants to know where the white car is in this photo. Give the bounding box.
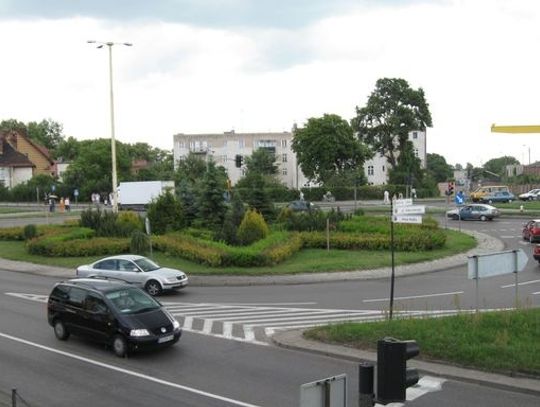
[518,189,540,201]
[76,255,188,296]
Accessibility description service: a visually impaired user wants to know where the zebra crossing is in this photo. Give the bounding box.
[5,292,467,346]
[163,301,465,345]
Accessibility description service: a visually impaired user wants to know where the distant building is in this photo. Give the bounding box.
[173,129,428,188]
[363,130,427,185]
[0,129,54,188]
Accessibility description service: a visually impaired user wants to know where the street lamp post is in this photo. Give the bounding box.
[87,40,132,213]
[523,144,531,165]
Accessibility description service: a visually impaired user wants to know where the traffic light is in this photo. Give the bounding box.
[235,154,243,168]
[447,181,454,195]
[377,337,420,404]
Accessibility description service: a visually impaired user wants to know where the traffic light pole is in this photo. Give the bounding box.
[389,199,396,320]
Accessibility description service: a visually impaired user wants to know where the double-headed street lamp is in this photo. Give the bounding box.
[87,40,132,213]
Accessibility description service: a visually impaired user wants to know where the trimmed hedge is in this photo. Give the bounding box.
[28,236,130,257]
[153,231,303,267]
[0,226,26,241]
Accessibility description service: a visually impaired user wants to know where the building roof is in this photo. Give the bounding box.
[0,141,35,168]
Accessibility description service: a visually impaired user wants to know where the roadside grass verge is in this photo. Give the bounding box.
[0,229,475,275]
[304,308,540,377]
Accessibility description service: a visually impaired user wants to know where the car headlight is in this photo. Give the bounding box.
[130,329,150,337]
[173,319,180,330]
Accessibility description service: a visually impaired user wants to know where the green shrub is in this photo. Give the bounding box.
[0,226,25,240]
[79,208,120,237]
[23,224,38,240]
[116,211,143,237]
[146,191,184,234]
[237,209,269,245]
[153,233,224,266]
[130,230,150,255]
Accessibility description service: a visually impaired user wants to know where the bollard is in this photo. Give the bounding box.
[358,362,375,407]
[520,205,524,213]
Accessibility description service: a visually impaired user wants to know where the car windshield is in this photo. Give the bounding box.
[106,288,161,314]
[134,257,161,272]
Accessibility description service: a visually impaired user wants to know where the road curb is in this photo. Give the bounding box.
[272,329,540,396]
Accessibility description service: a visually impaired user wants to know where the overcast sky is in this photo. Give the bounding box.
[1,0,539,167]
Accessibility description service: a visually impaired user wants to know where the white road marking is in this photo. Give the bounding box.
[0,331,262,407]
[5,293,48,302]
[532,291,540,295]
[363,291,463,303]
[500,279,540,288]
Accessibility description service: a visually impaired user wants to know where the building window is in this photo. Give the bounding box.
[414,148,419,157]
[382,165,385,172]
[282,168,288,175]
[282,153,287,163]
[178,141,185,149]
[368,165,374,176]
[412,132,418,139]
[281,139,287,148]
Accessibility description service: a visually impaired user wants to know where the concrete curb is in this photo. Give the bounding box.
[272,329,540,396]
[0,229,503,285]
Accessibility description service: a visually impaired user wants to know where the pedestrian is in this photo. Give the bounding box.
[59,197,65,213]
[49,197,55,212]
[398,192,404,199]
[411,187,417,200]
[383,190,390,204]
[64,196,71,211]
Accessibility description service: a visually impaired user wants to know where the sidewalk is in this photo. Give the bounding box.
[272,330,540,396]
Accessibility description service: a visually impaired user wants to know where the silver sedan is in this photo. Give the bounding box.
[76,255,188,296]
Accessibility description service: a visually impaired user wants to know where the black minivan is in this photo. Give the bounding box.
[47,278,182,357]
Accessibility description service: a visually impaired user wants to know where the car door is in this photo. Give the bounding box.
[523,221,533,240]
[115,259,146,287]
[92,259,118,279]
[63,287,88,336]
[82,293,114,343]
[460,205,473,220]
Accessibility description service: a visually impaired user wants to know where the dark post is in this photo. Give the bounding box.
[12,389,16,407]
[358,362,375,407]
[389,198,395,320]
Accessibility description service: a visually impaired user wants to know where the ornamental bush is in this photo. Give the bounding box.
[116,211,143,237]
[130,230,150,255]
[23,224,37,240]
[237,209,269,246]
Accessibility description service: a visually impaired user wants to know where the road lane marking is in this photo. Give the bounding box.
[0,331,262,407]
[363,291,463,303]
[500,279,540,288]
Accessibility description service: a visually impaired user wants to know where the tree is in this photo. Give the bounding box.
[174,153,208,185]
[55,136,81,161]
[483,156,519,177]
[292,114,370,184]
[352,78,432,169]
[0,119,26,134]
[197,162,228,230]
[26,119,64,151]
[426,153,453,182]
[388,141,423,186]
[245,149,279,176]
[146,191,184,234]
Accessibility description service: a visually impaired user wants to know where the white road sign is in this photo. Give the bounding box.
[467,249,528,279]
[393,205,425,215]
[392,215,422,224]
[394,198,413,207]
[300,374,347,407]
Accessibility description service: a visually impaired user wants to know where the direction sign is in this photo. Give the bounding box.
[394,198,413,207]
[468,249,528,279]
[300,374,347,407]
[392,215,422,224]
[393,205,425,215]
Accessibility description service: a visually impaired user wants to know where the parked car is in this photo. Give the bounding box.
[47,278,182,357]
[76,255,188,296]
[533,245,540,263]
[522,220,540,243]
[518,189,540,201]
[470,185,510,202]
[479,191,515,204]
[287,200,318,211]
[446,204,500,221]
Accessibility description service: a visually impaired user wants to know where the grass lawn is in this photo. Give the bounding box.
[0,229,475,275]
[304,308,540,377]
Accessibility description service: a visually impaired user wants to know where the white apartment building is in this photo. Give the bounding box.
[173,129,427,188]
[363,130,427,185]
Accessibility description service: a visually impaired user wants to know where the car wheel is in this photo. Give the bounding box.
[452,215,459,220]
[480,215,487,221]
[112,334,128,358]
[529,197,534,201]
[53,319,70,341]
[145,280,162,296]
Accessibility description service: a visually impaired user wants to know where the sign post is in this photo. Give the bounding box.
[389,198,425,319]
[468,249,528,311]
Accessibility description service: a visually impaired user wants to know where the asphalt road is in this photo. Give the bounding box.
[0,212,539,406]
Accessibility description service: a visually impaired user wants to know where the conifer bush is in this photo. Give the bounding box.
[237,209,269,245]
[130,230,150,255]
[23,224,37,240]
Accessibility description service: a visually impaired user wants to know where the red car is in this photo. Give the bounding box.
[534,245,540,263]
[522,220,540,243]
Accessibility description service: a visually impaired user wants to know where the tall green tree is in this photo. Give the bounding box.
[427,153,453,182]
[0,119,26,134]
[26,119,64,151]
[245,149,279,176]
[388,141,424,186]
[292,114,370,184]
[352,78,432,169]
[484,156,519,177]
[55,136,81,161]
[197,162,228,230]
[174,152,208,185]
